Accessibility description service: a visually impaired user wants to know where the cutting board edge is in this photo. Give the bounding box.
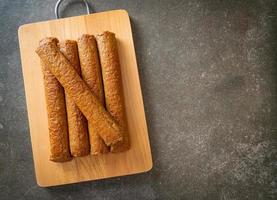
[37,162,153,187]
[18,9,129,34]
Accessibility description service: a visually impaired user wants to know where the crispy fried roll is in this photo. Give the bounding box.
[58,40,90,157]
[36,38,123,146]
[96,32,130,152]
[40,38,72,162]
[77,34,108,155]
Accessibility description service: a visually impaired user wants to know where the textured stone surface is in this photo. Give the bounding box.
[0,0,277,199]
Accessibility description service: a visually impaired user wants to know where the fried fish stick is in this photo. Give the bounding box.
[96,32,130,152]
[36,38,123,146]
[58,40,90,157]
[77,35,108,155]
[40,38,71,162]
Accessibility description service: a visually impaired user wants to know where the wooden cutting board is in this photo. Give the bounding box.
[18,10,152,187]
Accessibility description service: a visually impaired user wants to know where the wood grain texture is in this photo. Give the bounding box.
[18,10,152,187]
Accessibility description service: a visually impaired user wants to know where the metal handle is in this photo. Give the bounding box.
[55,0,90,19]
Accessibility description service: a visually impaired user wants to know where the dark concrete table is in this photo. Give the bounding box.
[0,0,276,199]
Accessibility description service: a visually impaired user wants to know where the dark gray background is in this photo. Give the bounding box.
[0,0,277,199]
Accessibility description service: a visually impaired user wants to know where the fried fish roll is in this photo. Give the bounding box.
[40,38,72,162]
[77,35,108,155]
[58,40,90,157]
[96,32,130,152]
[36,38,123,146]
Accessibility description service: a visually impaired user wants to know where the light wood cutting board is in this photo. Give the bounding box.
[18,10,152,187]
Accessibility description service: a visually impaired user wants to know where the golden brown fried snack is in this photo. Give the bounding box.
[58,40,90,157]
[96,32,130,152]
[36,38,123,146]
[40,38,72,162]
[77,34,108,155]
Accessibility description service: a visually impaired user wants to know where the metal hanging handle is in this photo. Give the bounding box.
[55,0,90,19]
